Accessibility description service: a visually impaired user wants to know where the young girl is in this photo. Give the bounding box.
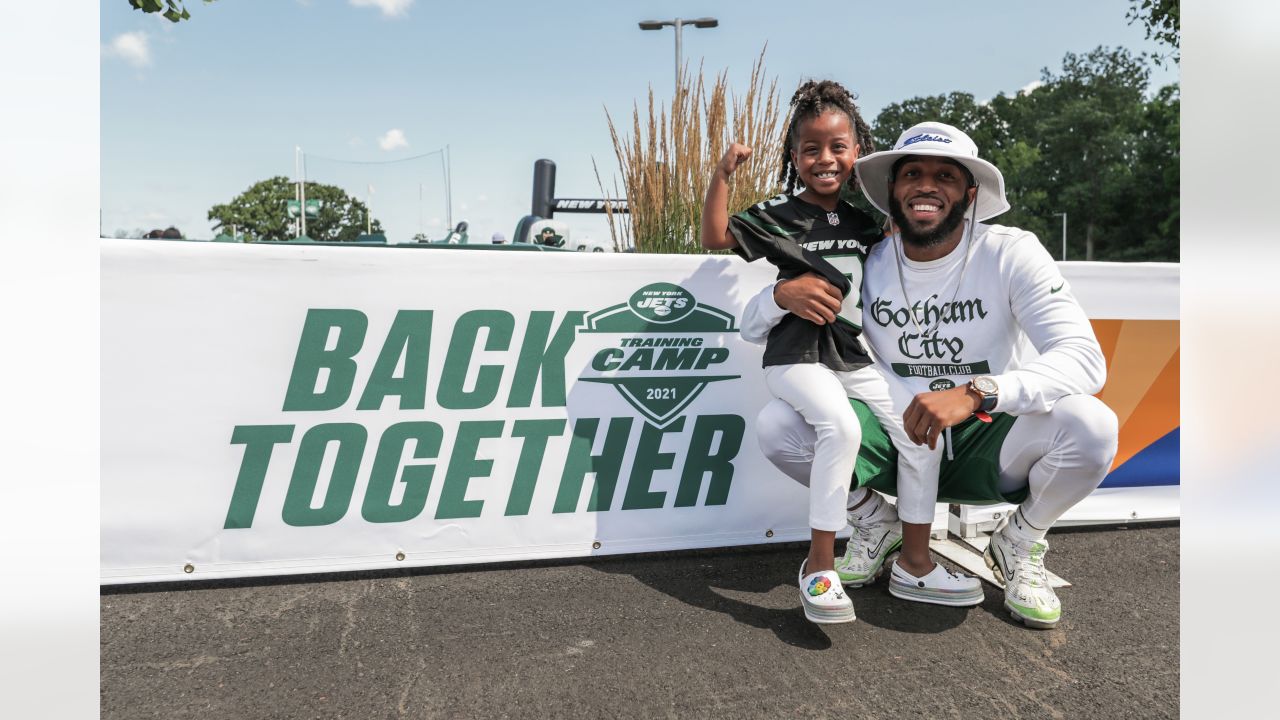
[701,81,980,623]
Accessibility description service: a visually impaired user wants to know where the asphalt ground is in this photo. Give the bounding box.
[101,523,1178,719]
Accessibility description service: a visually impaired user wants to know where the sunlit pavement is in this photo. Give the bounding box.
[101,524,1178,719]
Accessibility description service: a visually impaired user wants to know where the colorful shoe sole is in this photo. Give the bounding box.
[800,596,857,624]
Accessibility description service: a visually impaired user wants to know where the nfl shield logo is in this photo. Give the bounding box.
[826,211,840,226]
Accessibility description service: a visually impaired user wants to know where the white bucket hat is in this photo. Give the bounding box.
[854,121,1010,222]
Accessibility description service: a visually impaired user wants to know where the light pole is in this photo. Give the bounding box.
[295,146,302,238]
[295,146,311,238]
[1053,212,1067,260]
[443,144,452,230]
[638,17,718,91]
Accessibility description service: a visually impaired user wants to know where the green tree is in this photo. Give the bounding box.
[870,92,1004,157]
[869,47,1178,262]
[1024,47,1154,261]
[208,176,383,243]
[128,0,215,22]
[1127,0,1179,64]
[1110,83,1179,260]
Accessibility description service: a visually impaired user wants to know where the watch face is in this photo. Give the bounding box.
[973,376,998,395]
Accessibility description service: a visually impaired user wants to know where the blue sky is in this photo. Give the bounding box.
[101,0,1179,244]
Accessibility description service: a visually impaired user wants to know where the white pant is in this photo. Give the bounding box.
[757,392,1119,528]
[762,363,899,531]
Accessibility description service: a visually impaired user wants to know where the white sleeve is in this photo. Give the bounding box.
[739,281,788,345]
[992,233,1107,415]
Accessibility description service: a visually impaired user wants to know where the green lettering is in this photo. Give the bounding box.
[693,347,729,370]
[436,420,504,519]
[437,311,512,410]
[619,349,653,371]
[225,424,295,529]
[591,348,623,372]
[283,309,367,411]
[361,421,443,523]
[282,423,367,527]
[553,417,632,513]
[508,311,585,408]
[675,414,744,507]
[653,347,699,370]
[356,310,433,411]
[622,417,683,510]
[504,419,567,516]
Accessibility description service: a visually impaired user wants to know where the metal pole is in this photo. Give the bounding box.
[531,158,556,218]
[1053,212,1067,260]
[439,152,448,232]
[300,149,308,238]
[445,144,453,230]
[640,18,716,96]
[295,146,301,238]
[1062,212,1068,261]
[673,18,683,92]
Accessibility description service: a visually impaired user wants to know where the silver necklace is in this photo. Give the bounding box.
[892,213,977,338]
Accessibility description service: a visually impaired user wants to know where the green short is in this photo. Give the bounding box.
[848,398,1029,506]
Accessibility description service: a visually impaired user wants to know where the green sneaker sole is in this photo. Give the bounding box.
[1006,601,1060,629]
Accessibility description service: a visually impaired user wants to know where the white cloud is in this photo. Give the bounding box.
[349,0,414,18]
[103,31,151,68]
[1020,80,1045,96]
[378,129,409,151]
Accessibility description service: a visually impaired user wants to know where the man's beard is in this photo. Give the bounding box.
[889,193,970,248]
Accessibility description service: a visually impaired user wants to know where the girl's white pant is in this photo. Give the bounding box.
[757,390,1118,529]
[761,363,899,532]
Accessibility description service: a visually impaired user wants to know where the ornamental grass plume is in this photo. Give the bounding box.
[602,48,786,254]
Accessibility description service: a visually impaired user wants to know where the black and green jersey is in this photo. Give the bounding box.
[729,193,883,371]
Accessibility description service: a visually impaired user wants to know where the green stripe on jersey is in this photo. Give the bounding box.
[738,212,795,237]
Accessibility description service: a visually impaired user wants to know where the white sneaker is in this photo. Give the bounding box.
[888,561,984,607]
[984,517,1062,629]
[835,503,902,587]
[798,560,856,624]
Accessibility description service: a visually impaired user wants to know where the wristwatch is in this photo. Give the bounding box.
[968,376,999,414]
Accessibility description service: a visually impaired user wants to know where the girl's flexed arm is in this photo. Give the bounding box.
[700,143,752,250]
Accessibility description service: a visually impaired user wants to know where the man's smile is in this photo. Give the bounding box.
[907,195,945,221]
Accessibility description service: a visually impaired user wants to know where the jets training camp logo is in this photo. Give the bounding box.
[579,282,740,427]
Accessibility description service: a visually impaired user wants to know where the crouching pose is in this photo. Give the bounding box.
[742,121,1119,628]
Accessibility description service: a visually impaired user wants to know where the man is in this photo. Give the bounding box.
[536,226,565,248]
[741,121,1118,628]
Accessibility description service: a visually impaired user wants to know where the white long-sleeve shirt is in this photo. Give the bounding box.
[741,222,1107,522]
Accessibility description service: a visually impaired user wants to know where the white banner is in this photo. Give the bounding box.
[102,241,1178,584]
